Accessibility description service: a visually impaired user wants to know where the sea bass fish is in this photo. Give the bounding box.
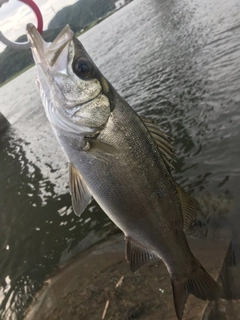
[26,24,221,319]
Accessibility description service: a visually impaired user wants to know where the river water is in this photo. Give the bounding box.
[0,0,240,318]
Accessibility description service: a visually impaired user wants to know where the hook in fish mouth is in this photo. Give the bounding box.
[26,23,74,66]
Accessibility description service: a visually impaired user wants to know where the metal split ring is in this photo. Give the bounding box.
[0,0,43,50]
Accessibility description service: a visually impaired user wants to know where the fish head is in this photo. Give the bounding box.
[26,24,111,134]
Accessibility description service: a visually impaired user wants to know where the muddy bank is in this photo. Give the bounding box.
[25,234,231,320]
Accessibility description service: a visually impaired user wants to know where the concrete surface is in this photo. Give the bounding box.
[25,232,232,320]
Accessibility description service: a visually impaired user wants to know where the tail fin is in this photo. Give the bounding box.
[171,264,222,320]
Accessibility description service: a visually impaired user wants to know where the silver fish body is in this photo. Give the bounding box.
[26,24,221,320]
[57,92,186,264]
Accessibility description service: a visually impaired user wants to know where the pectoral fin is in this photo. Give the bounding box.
[84,138,118,163]
[142,118,175,169]
[125,237,159,272]
[69,163,92,217]
[175,183,202,230]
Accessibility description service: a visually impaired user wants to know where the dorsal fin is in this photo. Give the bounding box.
[175,183,202,230]
[142,118,175,169]
[69,163,92,217]
[142,118,200,230]
[125,237,159,272]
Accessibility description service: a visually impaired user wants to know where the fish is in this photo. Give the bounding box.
[26,23,222,319]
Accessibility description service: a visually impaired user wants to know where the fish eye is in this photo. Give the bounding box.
[73,58,93,79]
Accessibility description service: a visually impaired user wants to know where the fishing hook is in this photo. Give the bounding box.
[0,0,43,50]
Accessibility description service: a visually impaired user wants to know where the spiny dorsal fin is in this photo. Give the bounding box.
[142,118,175,169]
[69,163,92,217]
[175,183,202,230]
[125,237,159,272]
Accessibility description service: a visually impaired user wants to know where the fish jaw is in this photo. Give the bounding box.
[26,23,74,69]
[26,23,80,134]
[26,24,109,135]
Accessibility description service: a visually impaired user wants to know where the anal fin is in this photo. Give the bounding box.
[69,163,92,217]
[125,237,159,272]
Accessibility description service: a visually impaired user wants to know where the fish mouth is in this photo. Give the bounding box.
[26,23,74,67]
